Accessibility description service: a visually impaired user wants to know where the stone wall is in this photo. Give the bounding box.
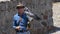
[53,0,60,2]
[0,0,52,34]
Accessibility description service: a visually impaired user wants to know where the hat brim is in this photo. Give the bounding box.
[16,6,25,9]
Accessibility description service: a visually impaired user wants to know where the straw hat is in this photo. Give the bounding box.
[16,3,25,9]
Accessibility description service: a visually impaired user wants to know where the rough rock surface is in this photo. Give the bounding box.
[0,0,52,34]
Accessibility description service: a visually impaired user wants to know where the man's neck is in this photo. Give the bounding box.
[18,12,24,17]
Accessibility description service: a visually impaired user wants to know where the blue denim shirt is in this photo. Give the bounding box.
[13,13,28,31]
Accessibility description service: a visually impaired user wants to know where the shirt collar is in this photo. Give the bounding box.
[17,13,25,17]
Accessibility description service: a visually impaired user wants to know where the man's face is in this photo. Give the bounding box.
[18,8,24,14]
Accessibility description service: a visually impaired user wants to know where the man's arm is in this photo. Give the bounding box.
[13,17,20,30]
[13,20,17,29]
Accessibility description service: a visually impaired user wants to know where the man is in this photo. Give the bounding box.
[13,3,40,34]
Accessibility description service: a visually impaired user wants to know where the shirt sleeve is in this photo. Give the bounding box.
[13,17,17,29]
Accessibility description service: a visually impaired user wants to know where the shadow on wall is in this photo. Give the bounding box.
[47,26,60,34]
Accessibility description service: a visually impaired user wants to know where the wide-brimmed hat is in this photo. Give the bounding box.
[16,3,25,9]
